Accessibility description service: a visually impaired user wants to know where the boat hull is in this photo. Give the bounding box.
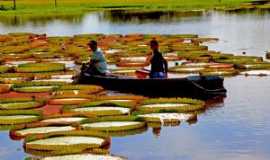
[77,75,226,99]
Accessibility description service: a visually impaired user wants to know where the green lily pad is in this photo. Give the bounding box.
[0,101,45,110]
[66,106,131,116]
[40,154,126,160]
[81,121,145,132]
[25,136,106,151]
[137,98,205,113]
[13,126,76,138]
[15,63,65,73]
[0,110,41,125]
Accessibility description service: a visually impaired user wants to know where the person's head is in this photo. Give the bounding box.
[150,39,159,51]
[87,40,97,52]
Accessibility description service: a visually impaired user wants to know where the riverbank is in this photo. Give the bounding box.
[0,0,253,16]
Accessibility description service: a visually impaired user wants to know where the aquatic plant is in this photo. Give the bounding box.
[63,105,131,117]
[136,98,205,113]
[0,84,10,93]
[24,130,109,156]
[138,113,197,123]
[200,68,239,76]
[0,65,11,73]
[36,153,126,160]
[235,62,270,70]
[15,63,65,73]
[11,82,64,93]
[58,85,104,94]
[80,99,137,109]
[12,126,76,138]
[0,99,45,110]
[81,121,146,132]
[0,110,41,125]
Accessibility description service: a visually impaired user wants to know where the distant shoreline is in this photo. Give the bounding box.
[0,0,261,17]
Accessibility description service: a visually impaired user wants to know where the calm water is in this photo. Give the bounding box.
[0,10,270,55]
[0,10,270,160]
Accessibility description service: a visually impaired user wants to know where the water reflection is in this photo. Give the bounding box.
[99,10,205,23]
[0,14,83,26]
[0,10,269,55]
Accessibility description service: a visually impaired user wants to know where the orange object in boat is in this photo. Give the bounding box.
[135,69,150,79]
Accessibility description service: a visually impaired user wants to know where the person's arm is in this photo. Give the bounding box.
[144,53,153,66]
[164,59,168,77]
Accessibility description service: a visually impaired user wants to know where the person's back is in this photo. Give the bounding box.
[147,39,168,78]
[86,40,107,76]
[91,48,107,74]
[150,50,167,74]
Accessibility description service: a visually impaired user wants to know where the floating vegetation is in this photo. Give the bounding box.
[241,70,270,76]
[0,65,11,73]
[81,99,136,109]
[200,68,239,76]
[11,82,62,93]
[0,84,10,93]
[64,106,131,117]
[235,62,270,70]
[137,98,205,113]
[38,154,126,160]
[24,131,109,156]
[81,121,146,132]
[12,126,76,138]
[0,110,41,125]
[138,113,196,124]
[0,32,266,159]
[15,63,65,73]
[25,136,106,153]
[58,85,104,94]
[13,85,57,93]
[0,100,45,110]
[48,98,92,105]
[40,117,88,125]
[169,66,205,73]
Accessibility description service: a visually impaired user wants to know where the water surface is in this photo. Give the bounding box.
[0,10,269,55]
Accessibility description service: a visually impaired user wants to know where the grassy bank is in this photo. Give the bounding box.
[0,0,251,16]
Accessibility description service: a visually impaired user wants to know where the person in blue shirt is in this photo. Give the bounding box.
[85,40,108,76]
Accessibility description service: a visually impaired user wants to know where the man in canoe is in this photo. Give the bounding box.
[145,39,168,78]
[82,40,108,76]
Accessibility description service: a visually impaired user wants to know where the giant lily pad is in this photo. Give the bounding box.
[81,121,145,132]
[65,106,131,116]
[13,85,58,93]
[40,117,88,125]
[11,82,62,93]
[58,85,104,94]
[0,84,10,93]
[137,98,205,113]
[0,65,10,73]
[0,100,45,110]
[138,113,196,123]
[15,63,65,73]
[0,110,41,125]
[12,126,76,138]
[40,154,125,160]
[26,136,106,150]
[49,98,92,105]
[241,70,270,76]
